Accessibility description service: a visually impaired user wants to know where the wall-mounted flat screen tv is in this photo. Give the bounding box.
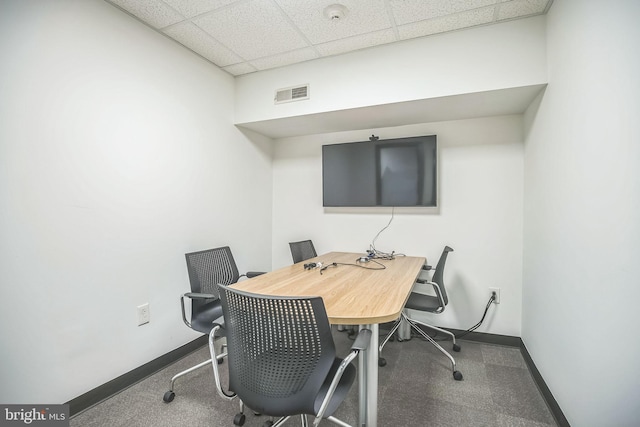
[322,135,437,207]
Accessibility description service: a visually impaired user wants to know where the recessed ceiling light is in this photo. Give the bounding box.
[323,4,348,21]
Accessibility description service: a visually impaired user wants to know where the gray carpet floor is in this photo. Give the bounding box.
[70,329,557,427]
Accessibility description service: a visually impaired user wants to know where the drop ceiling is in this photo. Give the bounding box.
[106,0,553,77]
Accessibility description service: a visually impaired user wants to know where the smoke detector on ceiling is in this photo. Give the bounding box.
[323,4,348,21]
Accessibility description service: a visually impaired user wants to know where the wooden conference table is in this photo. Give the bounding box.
[232,251,426,427]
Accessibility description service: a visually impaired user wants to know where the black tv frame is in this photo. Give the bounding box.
[322,135,437,208]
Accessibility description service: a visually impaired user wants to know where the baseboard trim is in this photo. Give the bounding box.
[447,327,522,347]
[66,335,208,417]
[519,342,570,427]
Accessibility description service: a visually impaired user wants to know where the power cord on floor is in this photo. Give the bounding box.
[410,292,496,342]
[455,293,496,339]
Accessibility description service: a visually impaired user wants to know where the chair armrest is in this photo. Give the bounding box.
[208,326,235,401]
[238,271,267,280]
[212,315,225,332]
[180,293,217,329]
[183,292,217,300]
[411,279,446,312]
[417,263,432,283]
[245,271,266,278]
[427,282,447,313]
[314,328,371,426]
[350,328,371,352]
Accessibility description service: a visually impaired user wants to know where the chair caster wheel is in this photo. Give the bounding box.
[217,358,224,365]
[162,391,175,403]
[453,371,463,381]
[453,343,461,352]
[378,357,387,367]
[233,413,246,426]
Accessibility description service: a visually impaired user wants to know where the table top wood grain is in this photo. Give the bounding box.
[232,252,426,325]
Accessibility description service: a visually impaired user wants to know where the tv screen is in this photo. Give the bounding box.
[322,135,437,207]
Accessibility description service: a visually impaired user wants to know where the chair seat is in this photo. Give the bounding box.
[232,352,356,418]
[191,300,223,334]
[404,292,442,313]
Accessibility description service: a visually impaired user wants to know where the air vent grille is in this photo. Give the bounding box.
[275,84,309,104]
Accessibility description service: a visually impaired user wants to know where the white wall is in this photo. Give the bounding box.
[0,0,272,404]
[235,16,547,123]
[523,1,640,426]
[272,115,523,336]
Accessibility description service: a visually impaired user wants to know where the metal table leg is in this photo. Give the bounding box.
[359,324,378,427]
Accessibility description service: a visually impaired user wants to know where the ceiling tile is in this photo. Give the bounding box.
[315,29,396,57]
[162,0,240,19]
[389,0,497,25]
[276,0,392,44]
[108,0,184,29]
[397,7,496,40]
[163,22,244,66]
[250,47,319,71]
[496,0,550,21]
[192,0,309,60]
[108,0,553,75]
[223,62,258,76]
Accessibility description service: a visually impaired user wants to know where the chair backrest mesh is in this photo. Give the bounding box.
[185,246,240,297]
[289,240,317,264]
[218,284,336,416]
[432,246,454,306]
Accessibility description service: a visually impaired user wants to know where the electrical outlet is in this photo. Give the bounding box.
[137,303,150,326]
[489,288,500,304]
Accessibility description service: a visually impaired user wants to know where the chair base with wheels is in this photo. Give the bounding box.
[378,312,462,380]
[162,340,226,403]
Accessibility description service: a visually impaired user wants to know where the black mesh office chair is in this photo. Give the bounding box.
[378,246,462,380]
[289,239,317,264]
[162,246,263,403]
[209,283,371,427]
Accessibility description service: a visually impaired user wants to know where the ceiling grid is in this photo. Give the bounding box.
[106,0,553,76]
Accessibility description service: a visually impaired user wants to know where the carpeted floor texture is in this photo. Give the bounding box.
[70,328,557,427]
